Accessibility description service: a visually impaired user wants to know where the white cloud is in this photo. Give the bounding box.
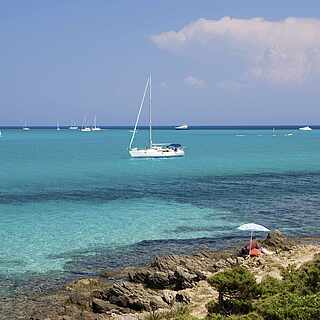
[151,17,320,84]
[184,75,206,88]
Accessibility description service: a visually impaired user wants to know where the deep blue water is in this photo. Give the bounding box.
[0,127,319,295]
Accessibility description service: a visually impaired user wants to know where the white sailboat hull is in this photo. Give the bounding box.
[299,126,312,131]
[80,127,92,132]
[175,124,188,130]
[129,147,184,158]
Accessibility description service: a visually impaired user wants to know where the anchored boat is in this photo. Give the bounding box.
[175,124,188,130]
[129,74,185,158]
[299,126,312,131]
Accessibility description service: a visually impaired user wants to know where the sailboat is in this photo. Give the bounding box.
[80,116,91,132]
[175,124,188,130]
[272,128,276,136]
[129,74,184,158]
[299,126,312,131]
[92,116,102,131]
[69,121,78,130]
[56,121,61,131]
[22,121,30,131]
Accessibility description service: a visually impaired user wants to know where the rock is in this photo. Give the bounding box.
[211,259,228,270]
[80,311,98,320]
[175,292,191,304]
[128,268,151,283]
[146,271,172,289]
[107,282,167,312]
[174,267,196,290]
[150,296,168,310]
[151,255,181,272]
[236,257,245,264]
[66,278,102,292]
[92,298,117,313]
[162,290,176,305]
[262,230,294,251]
[68,292,92,310]
[226,257,237,266]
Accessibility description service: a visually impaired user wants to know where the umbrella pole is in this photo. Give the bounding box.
[249,231,253,256]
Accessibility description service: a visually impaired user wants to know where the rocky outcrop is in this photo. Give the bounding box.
[128,251,234,291]
[262,229,294,251]
[24,231,300,319]
[30,250,236,319]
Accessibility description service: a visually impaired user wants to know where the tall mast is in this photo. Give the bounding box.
[129,76,150,150]
[149,73,152,148]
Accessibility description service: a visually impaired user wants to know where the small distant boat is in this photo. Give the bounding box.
[80,117,92,132]
[22,122,30,131]
[286,132,294,136]
[69,121,78,130]
[299,126,312,131]
[129,74,185,158]
[92,116,102,131]
[272,128,276,136]
[175,124,188,130]
[56,121,61,131]
[80,127,92,132]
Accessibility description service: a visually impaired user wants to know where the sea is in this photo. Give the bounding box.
[0,126,320,297]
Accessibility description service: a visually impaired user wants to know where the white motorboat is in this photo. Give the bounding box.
[299,126,312,131]
[129,74,185,158]
[175,124,188,130]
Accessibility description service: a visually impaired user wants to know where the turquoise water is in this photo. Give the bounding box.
[0,128,320,292]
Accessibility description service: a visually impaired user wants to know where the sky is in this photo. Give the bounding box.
[1,0,320,126]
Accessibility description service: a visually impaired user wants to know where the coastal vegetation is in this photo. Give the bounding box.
[145,253,320,320]
[207,253,320,319]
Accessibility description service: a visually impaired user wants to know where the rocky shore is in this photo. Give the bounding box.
[3,231,320,320]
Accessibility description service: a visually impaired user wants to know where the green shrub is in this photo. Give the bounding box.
[207,314,226,320]
[207,312,262,320]
[207,267,259,315]
[229,313,263,320]
[144,304,199,320]
[256,292,320,320]
[207,299,252,316]
[259,276,284,297]
[208,267,260,302]
[207,255,320,319]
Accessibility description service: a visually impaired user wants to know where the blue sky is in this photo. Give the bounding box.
[1,0,320,126]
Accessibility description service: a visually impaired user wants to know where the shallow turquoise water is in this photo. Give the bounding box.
[0,128,320,282]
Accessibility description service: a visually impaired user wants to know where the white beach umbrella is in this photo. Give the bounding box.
[238,223,270,255]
